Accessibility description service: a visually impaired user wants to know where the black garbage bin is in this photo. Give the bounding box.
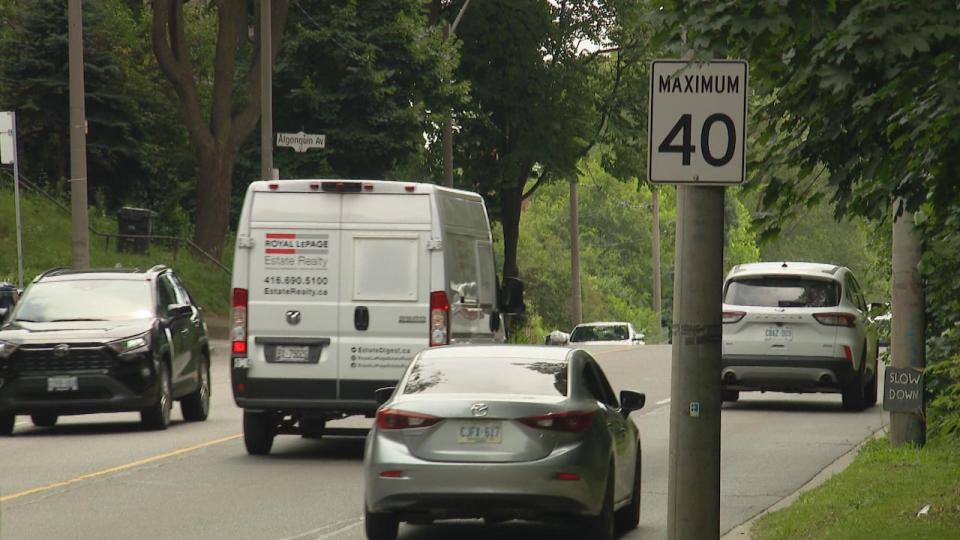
[117,207,157,254]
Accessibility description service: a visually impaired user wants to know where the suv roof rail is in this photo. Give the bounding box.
[34,267,71,281]
[147,264,169,274]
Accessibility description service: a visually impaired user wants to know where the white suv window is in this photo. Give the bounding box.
[724,277,840,308]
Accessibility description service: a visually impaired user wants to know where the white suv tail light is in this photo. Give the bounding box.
[722,311,746,324]
[813,312,856,327]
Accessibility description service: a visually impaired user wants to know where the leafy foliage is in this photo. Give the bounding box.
[653,0,960,221]
[0,0,147,208]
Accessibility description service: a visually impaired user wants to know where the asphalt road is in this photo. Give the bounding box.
[0,342,887,539]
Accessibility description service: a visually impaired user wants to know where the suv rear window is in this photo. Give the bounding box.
[402,356,568,396]
[724,277,840,308]
[570,324,629,342]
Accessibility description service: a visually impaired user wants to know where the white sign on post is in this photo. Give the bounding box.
[648,60,748,185]
[0,111,14,164]
[276,131,326,153]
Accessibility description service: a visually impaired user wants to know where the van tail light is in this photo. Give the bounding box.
[518,411,595,433]
[722,311,746,324]
[813,313,857,327]
[375,409,442,430]
[231,288,248,355]
[429,291,450,346]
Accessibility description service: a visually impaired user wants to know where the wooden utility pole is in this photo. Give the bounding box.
[890,201,925,446]
[260,0,274,180]
[68,0,90,268]
[569,179,583,325]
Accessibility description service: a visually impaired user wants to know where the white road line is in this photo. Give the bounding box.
[275,517,363,540]
[656,398,671,405]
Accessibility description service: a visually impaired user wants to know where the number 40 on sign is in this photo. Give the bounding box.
[647,60,748,185]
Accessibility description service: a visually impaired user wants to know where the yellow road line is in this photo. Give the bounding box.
[0,433,241,503]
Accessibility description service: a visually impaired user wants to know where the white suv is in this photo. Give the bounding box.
[721,262,879,411]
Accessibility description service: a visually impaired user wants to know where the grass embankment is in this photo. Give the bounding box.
[0,187,230,315]
[752,436,960,540]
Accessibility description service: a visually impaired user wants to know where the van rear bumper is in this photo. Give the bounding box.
[232,374,395,415]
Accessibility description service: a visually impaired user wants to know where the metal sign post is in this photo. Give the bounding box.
[648,60,748,539]
[0,111,24,288]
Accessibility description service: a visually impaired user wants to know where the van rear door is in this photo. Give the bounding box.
[337,192,431,402]
[246,190,341,401]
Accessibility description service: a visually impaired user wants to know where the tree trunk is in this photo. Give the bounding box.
[193,144,236,257]
[499,185,523,279]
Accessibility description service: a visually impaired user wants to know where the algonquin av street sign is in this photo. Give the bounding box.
[648,60,748,184]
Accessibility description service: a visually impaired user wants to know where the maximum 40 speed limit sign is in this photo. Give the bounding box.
[647,60,748,185]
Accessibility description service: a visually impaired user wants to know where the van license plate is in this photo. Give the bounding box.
[274,345,309,363]
[47,375,78,392]
[457,421,502,444]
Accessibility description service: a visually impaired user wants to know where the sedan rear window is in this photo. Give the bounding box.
[724,277,840,308]
[402,356,568,396]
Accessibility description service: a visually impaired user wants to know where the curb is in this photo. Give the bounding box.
[205,316,229,340]
[720,424,889,540]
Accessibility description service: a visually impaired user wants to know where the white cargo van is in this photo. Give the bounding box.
[230,179,523,454]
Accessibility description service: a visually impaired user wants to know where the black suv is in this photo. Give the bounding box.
[0,266,210,434]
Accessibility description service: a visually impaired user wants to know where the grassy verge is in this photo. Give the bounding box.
[752,435,960,540]
[0,187,230,315]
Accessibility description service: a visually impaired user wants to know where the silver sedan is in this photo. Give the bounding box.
[363,345,646,540]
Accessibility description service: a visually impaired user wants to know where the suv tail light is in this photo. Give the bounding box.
[722,311,746,324]
[813,313,857,327]
[429,291,450,346]
[231,288,248,355]
[518,411,595,433]
[375,409,441,430]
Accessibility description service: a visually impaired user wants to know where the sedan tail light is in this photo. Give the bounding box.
[722,311,746,324]
[376,409,442,430]
[813,312,857,327]
[518,411,595,433]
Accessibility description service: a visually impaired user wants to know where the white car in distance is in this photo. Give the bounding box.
[568,322,645,346]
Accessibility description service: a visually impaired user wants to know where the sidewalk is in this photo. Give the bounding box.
[720,425,888,539]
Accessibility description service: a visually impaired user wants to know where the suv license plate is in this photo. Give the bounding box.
[274,345,309,363]
[764,326,793,341]
[457,421,502,444]
[47,375,78,392]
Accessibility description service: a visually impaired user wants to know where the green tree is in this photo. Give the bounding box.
[0,0,145,207]
[454,0,648,282]
[250,0,457,182]
[653,0,960,221]
[151,0,290,256]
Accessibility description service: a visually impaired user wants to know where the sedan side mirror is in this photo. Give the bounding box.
[0,307,7,321]
[619,390,646,417]
[374,386,396,407]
